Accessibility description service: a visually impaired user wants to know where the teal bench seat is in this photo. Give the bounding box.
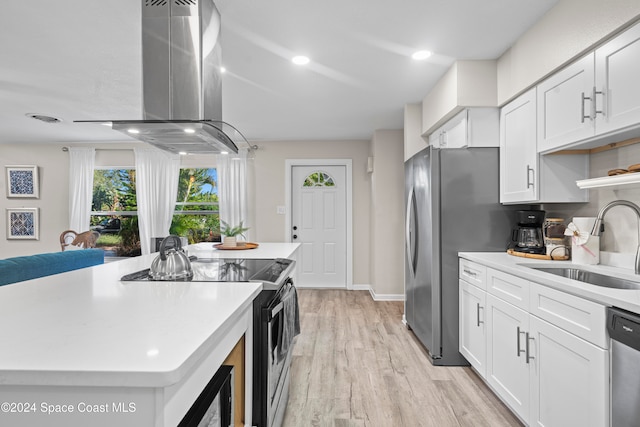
[0,249,104,286]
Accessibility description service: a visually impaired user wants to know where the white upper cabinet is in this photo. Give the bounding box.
[500,89,538,203]
[429,108,499,149]
[500,89,589,204]
[537,21,640,153]
[595,21,640,135]
[537,53,595,152]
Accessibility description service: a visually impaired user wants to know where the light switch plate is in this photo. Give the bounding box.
[276,205,286,215]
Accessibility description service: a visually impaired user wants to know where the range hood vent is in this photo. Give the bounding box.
[77,0,243,154]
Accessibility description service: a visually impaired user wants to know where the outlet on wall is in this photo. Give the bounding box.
[276,205,286,215]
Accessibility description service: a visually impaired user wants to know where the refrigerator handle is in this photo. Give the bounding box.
[405,187,417,276]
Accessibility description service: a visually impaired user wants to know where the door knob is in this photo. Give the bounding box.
[293,235,298,239]
[293,226,298,230]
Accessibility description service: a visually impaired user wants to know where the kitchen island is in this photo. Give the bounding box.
[0,242,299,427]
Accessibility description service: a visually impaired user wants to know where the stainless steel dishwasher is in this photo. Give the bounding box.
[607,307,640,427]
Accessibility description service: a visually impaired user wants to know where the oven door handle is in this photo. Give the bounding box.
[270,301,285,318]
[265,279,294,321]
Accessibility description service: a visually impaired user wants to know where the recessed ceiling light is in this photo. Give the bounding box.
[26,113,62,124]
[220,66,226,73]
[292,55,310,65]
[220,151,229,155]
[179,151,188,155]
[184,128,196,134]
[412,50,432,60]
[127,128,140,134]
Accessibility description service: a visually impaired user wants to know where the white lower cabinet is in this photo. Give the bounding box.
[529,316,608,427]
[459,280,487,377]
[460,261,609,426]
[486,293,530,421]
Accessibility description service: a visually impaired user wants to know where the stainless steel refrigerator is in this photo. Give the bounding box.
[404,146,519,366]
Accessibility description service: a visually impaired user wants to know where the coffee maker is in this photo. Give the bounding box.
[511,210,546,254]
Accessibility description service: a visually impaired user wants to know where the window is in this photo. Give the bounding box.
[91,168,140,257]
[171,168,220,243]
[91,167,219,257]
[303,171,335,187]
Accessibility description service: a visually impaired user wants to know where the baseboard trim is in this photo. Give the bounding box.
[296,283,404,302]
[353,284,404,301]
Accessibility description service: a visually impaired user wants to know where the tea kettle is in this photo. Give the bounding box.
[149,235,193,281]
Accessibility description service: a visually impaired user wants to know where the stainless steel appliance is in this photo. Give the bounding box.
[511,210,546,255]
[76,0,246,155]
[178,365,234,426]
[121,257,298,427]
[607,306,640,427]
[404,146,520,365]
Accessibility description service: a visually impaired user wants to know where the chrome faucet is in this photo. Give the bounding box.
[591,200,640,274]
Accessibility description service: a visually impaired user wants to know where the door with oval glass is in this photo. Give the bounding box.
[291,165,347,288]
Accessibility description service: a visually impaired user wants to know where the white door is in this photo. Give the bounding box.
[291,165,347,288]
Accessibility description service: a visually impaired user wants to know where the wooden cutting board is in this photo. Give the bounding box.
[507,248,569,261]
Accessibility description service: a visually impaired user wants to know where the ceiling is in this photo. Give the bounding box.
[0,0,559,145]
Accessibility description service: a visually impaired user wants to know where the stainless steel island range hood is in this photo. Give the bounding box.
[77,0,242,154]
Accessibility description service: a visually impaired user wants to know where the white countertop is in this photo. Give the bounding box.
[187,242,300,260]
[0,243,299,388]
[459,252,640,314]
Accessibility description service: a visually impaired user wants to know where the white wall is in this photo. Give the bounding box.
[251,139,371,286]
[544,144,640,268]
[497,0,640,104]
[369,130,404,298]
[1,143,69,257]
[0,141,219,259]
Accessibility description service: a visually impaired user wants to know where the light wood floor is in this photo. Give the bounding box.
[282,289,523,427]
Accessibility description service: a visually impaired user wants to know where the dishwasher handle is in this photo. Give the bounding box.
[608,307,640,352]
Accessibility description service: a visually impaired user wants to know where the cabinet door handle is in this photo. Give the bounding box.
[526,332,535,364]
[476,303,484,327]
[593,87,605,118]
[526,165,535,189]
[581,91,592,123]
[441,131,447,148]
[516,327,526,357]
[463,268,477,278]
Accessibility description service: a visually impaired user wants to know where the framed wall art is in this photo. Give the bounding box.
[6,208,39,240]
[6,165,39,198]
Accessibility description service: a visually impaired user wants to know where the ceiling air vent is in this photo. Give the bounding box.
[145,0,167,6]
[26,114,62,124]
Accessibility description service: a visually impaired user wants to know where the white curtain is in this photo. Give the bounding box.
[68,147,96,232]
[134,148,180,255]
[216,148,250,241]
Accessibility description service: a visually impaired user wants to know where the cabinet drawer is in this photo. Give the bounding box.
[459,259,486,289]
[486,268,529,310]
[529,282,608,348]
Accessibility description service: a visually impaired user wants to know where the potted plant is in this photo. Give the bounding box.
[220,220,250,247]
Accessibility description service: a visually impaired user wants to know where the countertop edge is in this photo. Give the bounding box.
[459,252,640,314]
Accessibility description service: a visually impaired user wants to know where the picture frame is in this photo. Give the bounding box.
[6,208,39,240]
[6,165,39,198]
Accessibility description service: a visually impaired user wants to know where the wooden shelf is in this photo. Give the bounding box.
[576,173,640,189]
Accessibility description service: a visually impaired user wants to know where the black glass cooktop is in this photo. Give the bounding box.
[121,258,293,289]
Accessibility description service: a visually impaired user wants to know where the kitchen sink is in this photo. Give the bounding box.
[529,267,640,290]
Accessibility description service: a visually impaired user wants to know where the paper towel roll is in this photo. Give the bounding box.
[570,217,599,264]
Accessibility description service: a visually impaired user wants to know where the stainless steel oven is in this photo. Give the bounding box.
[252,274,299,427]
[121,257,299,427]
[264,278,297,427]
[178,365,234,427]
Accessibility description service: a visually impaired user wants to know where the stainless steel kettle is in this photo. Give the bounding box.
[149,235,193,281]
